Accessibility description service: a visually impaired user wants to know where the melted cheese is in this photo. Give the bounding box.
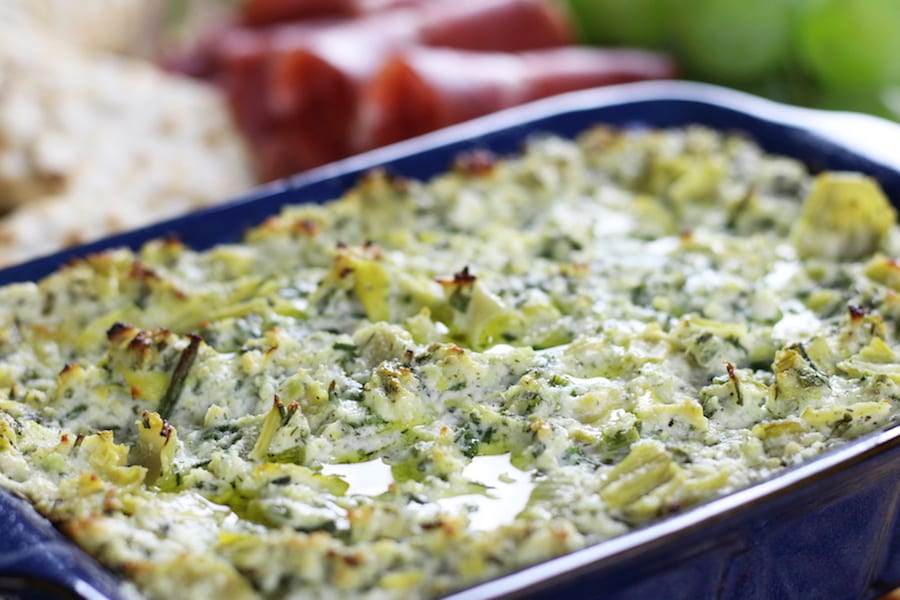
[0,126,898,599]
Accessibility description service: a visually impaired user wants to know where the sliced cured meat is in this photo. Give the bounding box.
[216,29,276,132]
[518,47,677,100]
[172,0,670,180]
[241,0,577,176]
[418,0,572,51]
[265,11,418,119]
[355,51,523,151]
[252,12,418,174]
[200,0,574,131]
[263,0,573,121]
[242,0,420,26]
[355,46,676,150]
[251,117,351,181]
[243,0,360,24]
[264,0,573,114]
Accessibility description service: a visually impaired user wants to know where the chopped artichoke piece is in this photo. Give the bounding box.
[801,401,893,438]
[438,268,516,349]
[751,419,809,447]
[837,337,900,382]
[363,363,430,426]
[250,396,302,462]
[129,411,179,485]
[674,317,752,374]
[312,244,395,323]
[790,172,896,260]
[668,156,725,205]
[354,322,414,367]
[767,345,829,418]
[634,397,709,440]
[352,257,392,323]
[863,254,900,291]
[600,440,677,511]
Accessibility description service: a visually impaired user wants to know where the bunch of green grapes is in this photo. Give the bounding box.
[564,0,900,120]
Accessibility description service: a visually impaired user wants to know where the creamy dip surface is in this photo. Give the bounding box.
[1,126,899,599]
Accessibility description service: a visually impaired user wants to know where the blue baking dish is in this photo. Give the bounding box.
[0,81,899,599]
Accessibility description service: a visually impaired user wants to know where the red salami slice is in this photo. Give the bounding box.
[263,0,574,121]
[418,0,571,51]
[244,0,578,176]
[242,0,420,26]
[356,46,676,150]
[265,11,418,119]
[252,117,351,181]
[172,0,675,179]
[518,47,677,100]
[355,51,522,150]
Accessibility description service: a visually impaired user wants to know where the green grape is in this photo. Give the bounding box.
[796,0,900,90]
[668,0,792,83]
[815,87,898,121]
[564,0,669,48]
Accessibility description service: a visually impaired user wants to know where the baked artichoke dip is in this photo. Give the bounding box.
[1,126,899,599]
